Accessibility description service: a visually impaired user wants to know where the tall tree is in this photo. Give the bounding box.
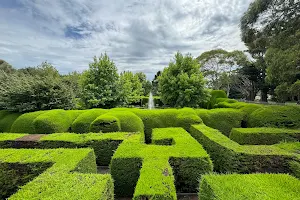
[159,52,209,107]
[135,72,152,96]
[119,71,143,105]
[80,54,120,108]
[241,0,300,101]
[0,62,75,112]
[197,49,249,96]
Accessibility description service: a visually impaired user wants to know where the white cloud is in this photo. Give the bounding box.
[0,0,253,79]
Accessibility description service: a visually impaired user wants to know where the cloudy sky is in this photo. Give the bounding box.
[0,0,253,79]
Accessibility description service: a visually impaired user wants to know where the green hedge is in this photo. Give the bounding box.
[0,112,22,132]
[205,90,227,109]
[230,128,300,145]
[195,108,244,136]
[90,114,121,133]
[110,128,212,197]
[10,111,46,133]
[190,124,299,174]
[90,111,144,133]
[0,132,130,166]
[71,109,108,133]
[0,148,114,200]
[132,108,202,143]
[248,105,300,128]
[32,109,83,134]
[133,158,176,200]
[199,173,300,200]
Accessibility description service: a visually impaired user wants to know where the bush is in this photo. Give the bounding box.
[0,148,114,200]
[230,127,300,145]
[195,108,244,136]
[33,109,81,134]
[206,90,227,109]
[132,109,202,143]
[71,109,108,133]
[159,52,209,107]
[248,105,300,128]
[90,111,143,133]
[190,124,298,174]
[0,112,21,132]
[199,174,300,200]
[111,128,212,197]
[90,115,121,133]
[10,111,46,133]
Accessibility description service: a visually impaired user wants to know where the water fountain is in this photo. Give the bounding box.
[148,92,154,110]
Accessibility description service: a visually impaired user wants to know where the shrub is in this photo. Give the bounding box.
[90,111,144,133]
[0,132,129,166]
[90,115,121,133]
[110,128,212,197]
[33,109,79,134]
[206,90,227,109]
[71,109,108,133]
[199,174,300,200]
[10,111,46,133]
[248,105,300,128]
[0,112,21,132]
[230,127,300,145]
[190,124,298,174]
[0,148,114,200]
[132,109,202,143]
[195,108,244,136]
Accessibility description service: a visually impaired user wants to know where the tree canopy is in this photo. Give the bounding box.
[159,52,209,107]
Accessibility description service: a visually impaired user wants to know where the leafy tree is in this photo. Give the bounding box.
[266,31,300,86]
[0,62,75,112]
[291,80,300,101]
[135,72,152,96]
[197,49,249,96]
[159,52,209,107]
[241,0,300,101]
[119,71,143,105]
[0,60,15,74]
[274,83,291,103]
[80,54,120,108]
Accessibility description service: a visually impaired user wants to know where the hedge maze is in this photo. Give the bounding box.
[0,105,300,199]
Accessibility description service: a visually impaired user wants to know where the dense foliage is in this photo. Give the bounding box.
[159,52,209,107]
[0,62,76,112]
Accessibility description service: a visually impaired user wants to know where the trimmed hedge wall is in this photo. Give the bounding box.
[0,148,114,200]
[195,108,244,136]
[10,111,46,133]
[110,128,212,197]
[0,112,22,132]
[190,124,299,174]
[32,109,84,134]
[0,132,130,166]
[248,105,300,129]
[230,128,300,145]
[132,108,202,143]
[199,173,300,200]
[71,109,108,133]
[90,111,144,133]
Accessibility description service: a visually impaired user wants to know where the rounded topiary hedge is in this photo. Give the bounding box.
[0,112,21,132]
[33,109,84,134]
[90,114,121,133]
[71,109,108,133]
[248,105,300,129]
[195,108,244,136]
[90,111,144,133]
[10,111,46,133]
